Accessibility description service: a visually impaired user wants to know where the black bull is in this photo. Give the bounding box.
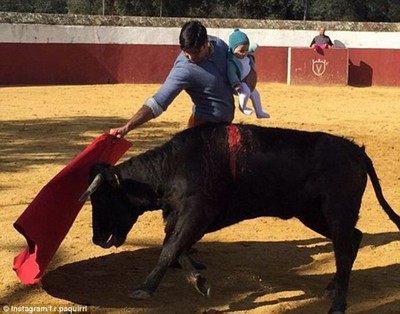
[80,124,400,314]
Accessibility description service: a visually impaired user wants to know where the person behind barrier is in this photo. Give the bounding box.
[110,20,234,137]
[310,27,334,50]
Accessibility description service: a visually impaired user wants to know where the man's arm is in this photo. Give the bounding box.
[110,56,190,138]
[227,58,241,88]
[110,105,155,138]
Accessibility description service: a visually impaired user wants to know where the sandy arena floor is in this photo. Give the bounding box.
[0,83,399,314]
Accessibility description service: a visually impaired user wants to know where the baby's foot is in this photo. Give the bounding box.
[239,105,253,116]
[256,112,270,119]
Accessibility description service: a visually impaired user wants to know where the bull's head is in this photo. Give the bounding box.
[80,163,141,249]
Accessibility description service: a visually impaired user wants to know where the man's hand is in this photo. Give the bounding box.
[109,105,155,138]
[110,125,129,138]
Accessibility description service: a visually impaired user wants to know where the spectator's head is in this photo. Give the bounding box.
[319,27,326,36]
[179,21,209,63]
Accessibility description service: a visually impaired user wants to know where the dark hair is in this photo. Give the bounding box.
[179,21,208,51]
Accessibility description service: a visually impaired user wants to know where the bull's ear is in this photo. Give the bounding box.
[90,163,120,188]
[89,162,111,179]
[101,167,120,188]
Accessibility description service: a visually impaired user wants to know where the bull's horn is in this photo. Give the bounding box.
[78,173,104,202]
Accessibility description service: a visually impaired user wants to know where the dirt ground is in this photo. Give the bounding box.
[0,83,399,314]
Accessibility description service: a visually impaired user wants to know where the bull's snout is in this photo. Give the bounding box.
[93,233,125,249]
[93,233,115,248]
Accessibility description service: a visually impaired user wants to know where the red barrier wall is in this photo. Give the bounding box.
[0,43,180,85]
[1,43,400,86]
[348,49,400,87]
[289,48,349,85]
[0,43,288,86]
[255,47,288,83]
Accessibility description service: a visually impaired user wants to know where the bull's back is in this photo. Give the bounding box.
[220,125,368,220]
[161,123,367,197]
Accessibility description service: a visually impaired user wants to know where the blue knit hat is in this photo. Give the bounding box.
[228,29,249,51]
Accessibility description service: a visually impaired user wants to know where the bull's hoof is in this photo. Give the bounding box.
[129,289,152,300]
[195,276,211,297]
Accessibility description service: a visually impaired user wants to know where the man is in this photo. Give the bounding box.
[310,27,334,50]
[110,20,234,138]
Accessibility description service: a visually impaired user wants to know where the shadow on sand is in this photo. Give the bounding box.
[39,232,400,313]
[0,116,181,187]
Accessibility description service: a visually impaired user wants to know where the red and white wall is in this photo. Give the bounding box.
[1,22,400,86]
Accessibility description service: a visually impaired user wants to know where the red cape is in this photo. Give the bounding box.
[13,134,131,284]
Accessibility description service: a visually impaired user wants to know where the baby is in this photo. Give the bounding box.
[227,29,269,119]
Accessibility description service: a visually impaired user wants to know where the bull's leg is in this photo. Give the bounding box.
[170,248,207,270]
[298,210,332,239]
[130,198,211,299]
[298,208,362,314]
[326,200,361,314]
[328,230,355,314]
[129,244,198,299]
[164,210,206,272]
[298,210,334,294]
[325,228,362,299]
[327,227,363,314]
[187,254,207,270]
[178,252,211,296]
[130,244,198,299]
[130,242,206,300]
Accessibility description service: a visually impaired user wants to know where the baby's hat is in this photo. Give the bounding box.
[228,29,249,51]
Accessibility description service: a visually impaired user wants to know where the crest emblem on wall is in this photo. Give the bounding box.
[312,59,328,76]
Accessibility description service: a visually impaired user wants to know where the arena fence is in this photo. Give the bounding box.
[1,12,400,86]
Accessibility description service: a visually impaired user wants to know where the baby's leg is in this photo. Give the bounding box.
[238,83,253,115]
[250,89,270,119]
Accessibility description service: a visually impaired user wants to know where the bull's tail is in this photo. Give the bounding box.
[362,149,400,230]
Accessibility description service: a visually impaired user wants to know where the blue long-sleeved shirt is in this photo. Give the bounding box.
[144,36,235,123]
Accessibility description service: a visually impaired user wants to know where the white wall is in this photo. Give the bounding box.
[212,28,400,49]
[1,23,400,49]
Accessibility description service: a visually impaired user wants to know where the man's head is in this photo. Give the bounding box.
[180,21,209,63]
[319,27,326,36]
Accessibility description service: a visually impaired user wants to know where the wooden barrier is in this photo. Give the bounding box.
[0,43,289,86]
[349,49,400,87]
[0,43,180,85]
[255,47,288,84]
[1,42,399,87]
[288,48,349,85]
